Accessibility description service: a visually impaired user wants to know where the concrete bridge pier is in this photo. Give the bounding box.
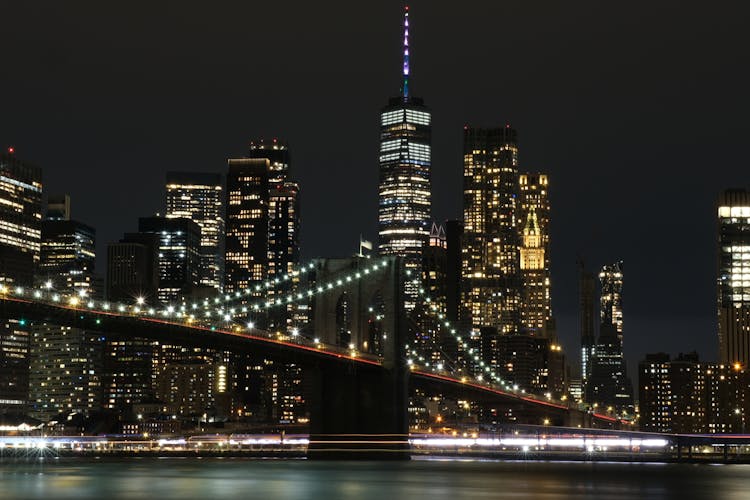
[306,360,409,459]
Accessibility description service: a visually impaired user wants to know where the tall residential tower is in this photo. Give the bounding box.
[460,126,520,334]
[717,189,750,366]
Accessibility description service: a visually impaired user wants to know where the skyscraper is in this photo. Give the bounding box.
[717,189,750,367]
[165,172,224,292]
[29,324,103,422]
[231,140,301,329]
[224,158,269,301]
[518,174,552,337]
[106,233,159,303]
[0,148,42,284]
[38,196,97,295]
[137,216,201,304]
[378,6,432,295]
[0,149,41,414]
[579,261,596,384]
[600,261,624,342]
[461,126,520,334]
[585,261,633,415]
[224,144,305,425]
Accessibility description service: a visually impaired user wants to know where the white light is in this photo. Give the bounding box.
[247,322,254,329]
[291,328,299,337]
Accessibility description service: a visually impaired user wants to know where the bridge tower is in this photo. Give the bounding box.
[306,256,410,459]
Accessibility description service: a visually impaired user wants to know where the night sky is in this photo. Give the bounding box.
[2,1,749,376]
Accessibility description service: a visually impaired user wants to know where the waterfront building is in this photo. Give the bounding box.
[639,352,750,433]
[378,6,432,308]
[717,189,750,367]
[29,324,103,422]
[165,172,224,292]
[586,324,634,416]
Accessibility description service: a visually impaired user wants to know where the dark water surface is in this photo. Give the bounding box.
[1,457,748,499]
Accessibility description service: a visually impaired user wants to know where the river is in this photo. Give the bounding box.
[1,457,747,499]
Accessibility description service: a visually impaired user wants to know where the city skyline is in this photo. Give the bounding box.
[2,1,749,375]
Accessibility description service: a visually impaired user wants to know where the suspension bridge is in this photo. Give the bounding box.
[0,256,623,458]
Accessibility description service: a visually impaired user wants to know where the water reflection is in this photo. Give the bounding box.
[0,458,748,499]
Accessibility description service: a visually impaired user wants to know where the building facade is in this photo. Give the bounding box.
[717,189,750,367]
[106,233,159,303]
[39,218,96,295]
[518,174,552,337]
[600,261,624,342]
[165,172,224,292]
[579,261,597,384]
[224,158,269,301]
[460,126,520,335]
[0,149,42,414]
[137,216,201,304]
[29,324,104,421]
[639,352,750,434]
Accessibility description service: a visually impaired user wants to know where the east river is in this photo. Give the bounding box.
[1,457,748,499]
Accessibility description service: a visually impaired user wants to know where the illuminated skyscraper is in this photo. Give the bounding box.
[165,172,224,291]
[0,148,42,284]
[460,126,520,334]
[137,216,201,304]
[38,196,97,296]
[225,144,305,425]
[378,6,432,295]
[224,158,269,300]
[717,189,750,366]
[0,148,41,413]
[518,174,552,337]
[599,261,624,341]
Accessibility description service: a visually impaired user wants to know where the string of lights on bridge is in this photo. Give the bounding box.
[0,260,564,409]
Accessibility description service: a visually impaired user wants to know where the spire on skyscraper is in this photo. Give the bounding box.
[402,5,410,100]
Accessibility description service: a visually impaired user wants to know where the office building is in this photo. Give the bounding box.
[106,233,159,303]
[165,172,224,292]
[600,261,624,341]
[38,200,97,295]
[224,158,269,301]
[0,149,41,414]
[579,261,596,384]
[461,126,520,335]
[29,324,103,422]
[717,189,750,367]
[137,216,201,304]
[0,148,43,273]
[518,174,552,337]
[378,6,432,305]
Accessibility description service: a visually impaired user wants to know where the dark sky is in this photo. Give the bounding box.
[2,1,749,376]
